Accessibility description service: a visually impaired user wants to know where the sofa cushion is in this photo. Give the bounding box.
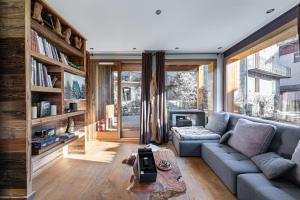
[226,113,300,159]
[251,152,295,179]
[219,130,233,144]
[287,140,300,187]
[171,126,221,140]
[172,132,218,157]
[228,119,276,157]
[201,143,260,193]
[206,112,229,135]
[237,173,300,200]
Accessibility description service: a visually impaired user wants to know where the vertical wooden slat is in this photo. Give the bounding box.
[86,59,97,140]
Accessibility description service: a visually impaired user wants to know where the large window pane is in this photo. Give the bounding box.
[121,71,141,137]
[165,71,197,110]
[226,34,300,125]
[165,64,214,114]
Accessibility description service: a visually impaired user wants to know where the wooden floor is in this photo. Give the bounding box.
[33,141,236,200]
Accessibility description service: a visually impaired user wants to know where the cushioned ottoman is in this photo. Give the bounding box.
[237,173,300,200]
[201,143,260,193]
[172,126,220,157]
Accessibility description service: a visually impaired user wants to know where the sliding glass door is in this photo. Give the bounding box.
[120,70,141,138]
[97,63,141,139]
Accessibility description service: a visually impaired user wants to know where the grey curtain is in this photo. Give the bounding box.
[140,51,168,144]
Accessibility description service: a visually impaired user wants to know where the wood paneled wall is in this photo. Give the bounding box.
[97,65,114,121]
[86,60,97,140]
[0,0,33,198]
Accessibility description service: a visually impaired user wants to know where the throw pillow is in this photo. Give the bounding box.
[206,112,229,135]
[287,140,300,186]
[228,119,276,157]
[251,152,295,179]
[219,130,233,144]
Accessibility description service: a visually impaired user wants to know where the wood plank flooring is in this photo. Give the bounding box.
[33,141,236,200]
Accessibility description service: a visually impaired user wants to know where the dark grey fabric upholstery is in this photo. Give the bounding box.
[228,119,276,157]
[219,130,232,144]
[172,132,218,157]
[200,112,300,199]
[237,173,300,200]
[206,112,229,135]
[251,152,295,179]
[201,143,260,193]
[226,113,300,159]
[287,140,300,187]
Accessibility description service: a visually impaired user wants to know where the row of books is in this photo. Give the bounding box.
[32,128,76,151]
[31,58,57,87]
[31,29,69,66]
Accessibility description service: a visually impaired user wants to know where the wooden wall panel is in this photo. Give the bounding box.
[0,0,32,198]
[86,60,97,140]
[0,0,26,38]
[97,65,113,121]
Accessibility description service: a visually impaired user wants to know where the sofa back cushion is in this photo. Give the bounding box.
[226,113,300,159]
[206,112,229,135]
[228,119,276,157]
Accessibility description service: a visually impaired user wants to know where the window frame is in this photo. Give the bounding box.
[223,9,300,125]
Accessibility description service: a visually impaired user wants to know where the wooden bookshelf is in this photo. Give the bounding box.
[0,0,88,198]
[31,20,84,58]
[31,110,86,126]
[30,50,86,77]
[31,86,62,93]
[32,136,79,157]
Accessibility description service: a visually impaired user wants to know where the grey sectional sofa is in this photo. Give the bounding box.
[172,112,300,200]
[201,113,300,200]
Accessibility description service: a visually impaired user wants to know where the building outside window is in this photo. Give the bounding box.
[226,34,300,125]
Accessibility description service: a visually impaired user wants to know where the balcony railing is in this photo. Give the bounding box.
[247,54,291,78]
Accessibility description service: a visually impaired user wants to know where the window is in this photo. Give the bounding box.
[165,71,197,110]
[122,87,131,101]
[226,30,300,125]
[165,64,214,114]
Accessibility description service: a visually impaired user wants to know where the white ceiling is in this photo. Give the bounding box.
[48,0,299,54]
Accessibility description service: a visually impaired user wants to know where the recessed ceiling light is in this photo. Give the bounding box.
[266,8,275,14]
[155,10,162,15]
[217,47,222,50]
[175,47,180,50]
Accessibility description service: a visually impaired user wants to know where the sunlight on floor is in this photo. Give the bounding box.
[62,141,120,163]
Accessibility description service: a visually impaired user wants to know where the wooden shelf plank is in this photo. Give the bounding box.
[32,136,79,161]
[31,110,86,126]
[31,20,84,58]
[31,86,62,93]
[30,51,86,77]
[65,110,86,118]
[64,64,86,77]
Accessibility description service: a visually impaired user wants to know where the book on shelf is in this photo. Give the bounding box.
[31,58,54,88]
[31,29,69,66]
